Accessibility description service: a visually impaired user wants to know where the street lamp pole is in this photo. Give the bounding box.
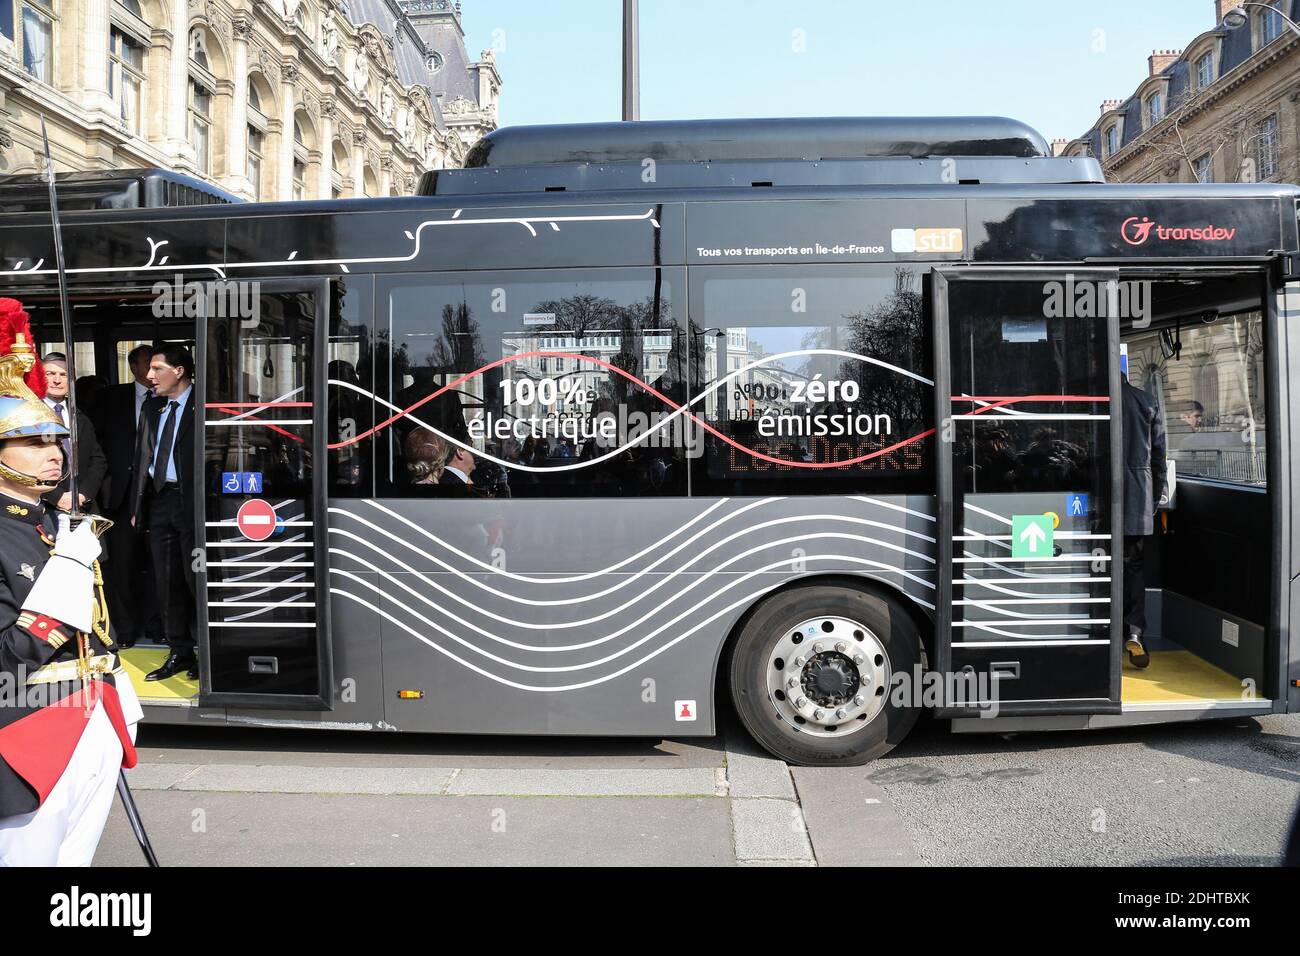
[622,0,640,121]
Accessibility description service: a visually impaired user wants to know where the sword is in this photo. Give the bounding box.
[39,114,158,867]
[117,773,160,867]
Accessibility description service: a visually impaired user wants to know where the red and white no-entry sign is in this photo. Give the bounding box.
[236,498,278,541]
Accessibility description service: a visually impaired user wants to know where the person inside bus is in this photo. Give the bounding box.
[40,352,107,514]
[405,427,448,486]
[75,373,109,409]
[1122,373,1169,669]
[440,442,477,495]
[974,428,1021,490]
[133,345,198,682]
[1178,399,1205,432]
[92,344,159,650]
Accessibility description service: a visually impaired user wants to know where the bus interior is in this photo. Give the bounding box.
[1117,270,1271,713]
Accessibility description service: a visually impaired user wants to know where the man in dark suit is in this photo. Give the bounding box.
[437,445,477,496]
[133,344,198,682]
[91,344,157,649]
[38,352,107,513]
[1121,375,1169,669]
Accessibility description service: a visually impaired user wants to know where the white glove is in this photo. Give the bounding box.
[51,514,102,568]
[21,515,98,632]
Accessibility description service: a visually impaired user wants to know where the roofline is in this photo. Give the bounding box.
[1,179,1295,226]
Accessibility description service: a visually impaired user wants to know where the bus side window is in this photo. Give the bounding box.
[378,270,687,498]
[689,266,932,497]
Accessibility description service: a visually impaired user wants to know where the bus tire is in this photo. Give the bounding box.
[729,584,922,767]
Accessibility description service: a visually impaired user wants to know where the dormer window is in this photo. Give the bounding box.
[1105,124,1119,157]
[1145,91,1163,127]
[1261,1,1283,44]
[1196,51,1214,88]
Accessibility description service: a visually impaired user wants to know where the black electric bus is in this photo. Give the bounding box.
[0,116,1296,767]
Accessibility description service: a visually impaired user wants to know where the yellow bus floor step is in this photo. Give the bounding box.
[1121,649,1252,703]
[118,646,198,703]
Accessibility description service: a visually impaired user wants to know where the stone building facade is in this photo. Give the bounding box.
[0,0,500,199]
[1062,0,1299,186]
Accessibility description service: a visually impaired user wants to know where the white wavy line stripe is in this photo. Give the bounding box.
[328,552,932,691]
[0,209,663,278]
[328,528,935,655]
[331,508,934,613]
[329,345,934,476]
[358,493,933,586]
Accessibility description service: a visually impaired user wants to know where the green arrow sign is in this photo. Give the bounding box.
[1011,514,1054,558]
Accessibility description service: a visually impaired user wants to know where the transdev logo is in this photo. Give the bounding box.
[1120,215,1237,246]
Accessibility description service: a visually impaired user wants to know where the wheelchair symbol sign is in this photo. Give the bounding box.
[221,471,264,494]
[1066,493,1089,517]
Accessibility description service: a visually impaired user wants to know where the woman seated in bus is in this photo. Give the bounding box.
[405,426,488,498]
[404,427,449,489]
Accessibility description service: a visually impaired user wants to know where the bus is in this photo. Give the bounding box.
[0,116,1295,767]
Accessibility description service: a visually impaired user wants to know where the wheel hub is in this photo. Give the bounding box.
[801,652,860,706]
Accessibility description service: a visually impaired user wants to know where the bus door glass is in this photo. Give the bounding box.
[932,269,1122,715]
[197,278,333,709]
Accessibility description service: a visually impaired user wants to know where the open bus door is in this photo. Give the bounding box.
[931,268,1123,718]
[195,278,333,710]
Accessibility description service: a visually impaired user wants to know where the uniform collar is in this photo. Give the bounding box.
[0,491,46,526]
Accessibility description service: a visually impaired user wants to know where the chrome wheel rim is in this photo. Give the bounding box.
[765,615,890,738]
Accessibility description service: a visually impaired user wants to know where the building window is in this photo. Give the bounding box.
[1196,51,1214,88]
[189,79,212,174]
[0,0,14,42]
[292,119,308,200]
[1193,153,1213,183]
[189,27,209,71]
[1256,113,1279,180]
[21,1,53,84]
[188,29,215,174]
[1261,2,1283,44]
[1105,124,1118,157]
[1145,91,1163,127]
[108,26,144,133]
[247,126,263,200]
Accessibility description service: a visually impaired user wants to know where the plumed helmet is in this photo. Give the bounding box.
[0,297,66,441]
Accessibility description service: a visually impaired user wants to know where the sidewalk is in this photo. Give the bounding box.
[93,723,921,866]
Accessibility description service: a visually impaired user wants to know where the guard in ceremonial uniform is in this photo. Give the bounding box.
[0,298,142,866]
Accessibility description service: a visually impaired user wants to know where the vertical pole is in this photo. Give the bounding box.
[622,0,639,121]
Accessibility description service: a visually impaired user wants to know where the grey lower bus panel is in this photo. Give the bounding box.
[320,494,938,738]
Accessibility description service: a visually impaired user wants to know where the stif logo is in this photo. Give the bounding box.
[1121,215,1237,246]
[890,227,963,254]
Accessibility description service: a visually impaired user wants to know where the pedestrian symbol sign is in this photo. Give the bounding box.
[1011,515,1054,558]
[1066,493,1089,517]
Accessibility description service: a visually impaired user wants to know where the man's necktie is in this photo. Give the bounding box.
[153,401,178,491]
[52,402,69,457]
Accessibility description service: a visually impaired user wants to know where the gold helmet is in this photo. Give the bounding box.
[0,298,66,488]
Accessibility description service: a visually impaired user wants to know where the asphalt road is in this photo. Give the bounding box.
[93,711,1300,866]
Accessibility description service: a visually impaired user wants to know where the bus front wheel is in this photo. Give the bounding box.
[729,585,922,767]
